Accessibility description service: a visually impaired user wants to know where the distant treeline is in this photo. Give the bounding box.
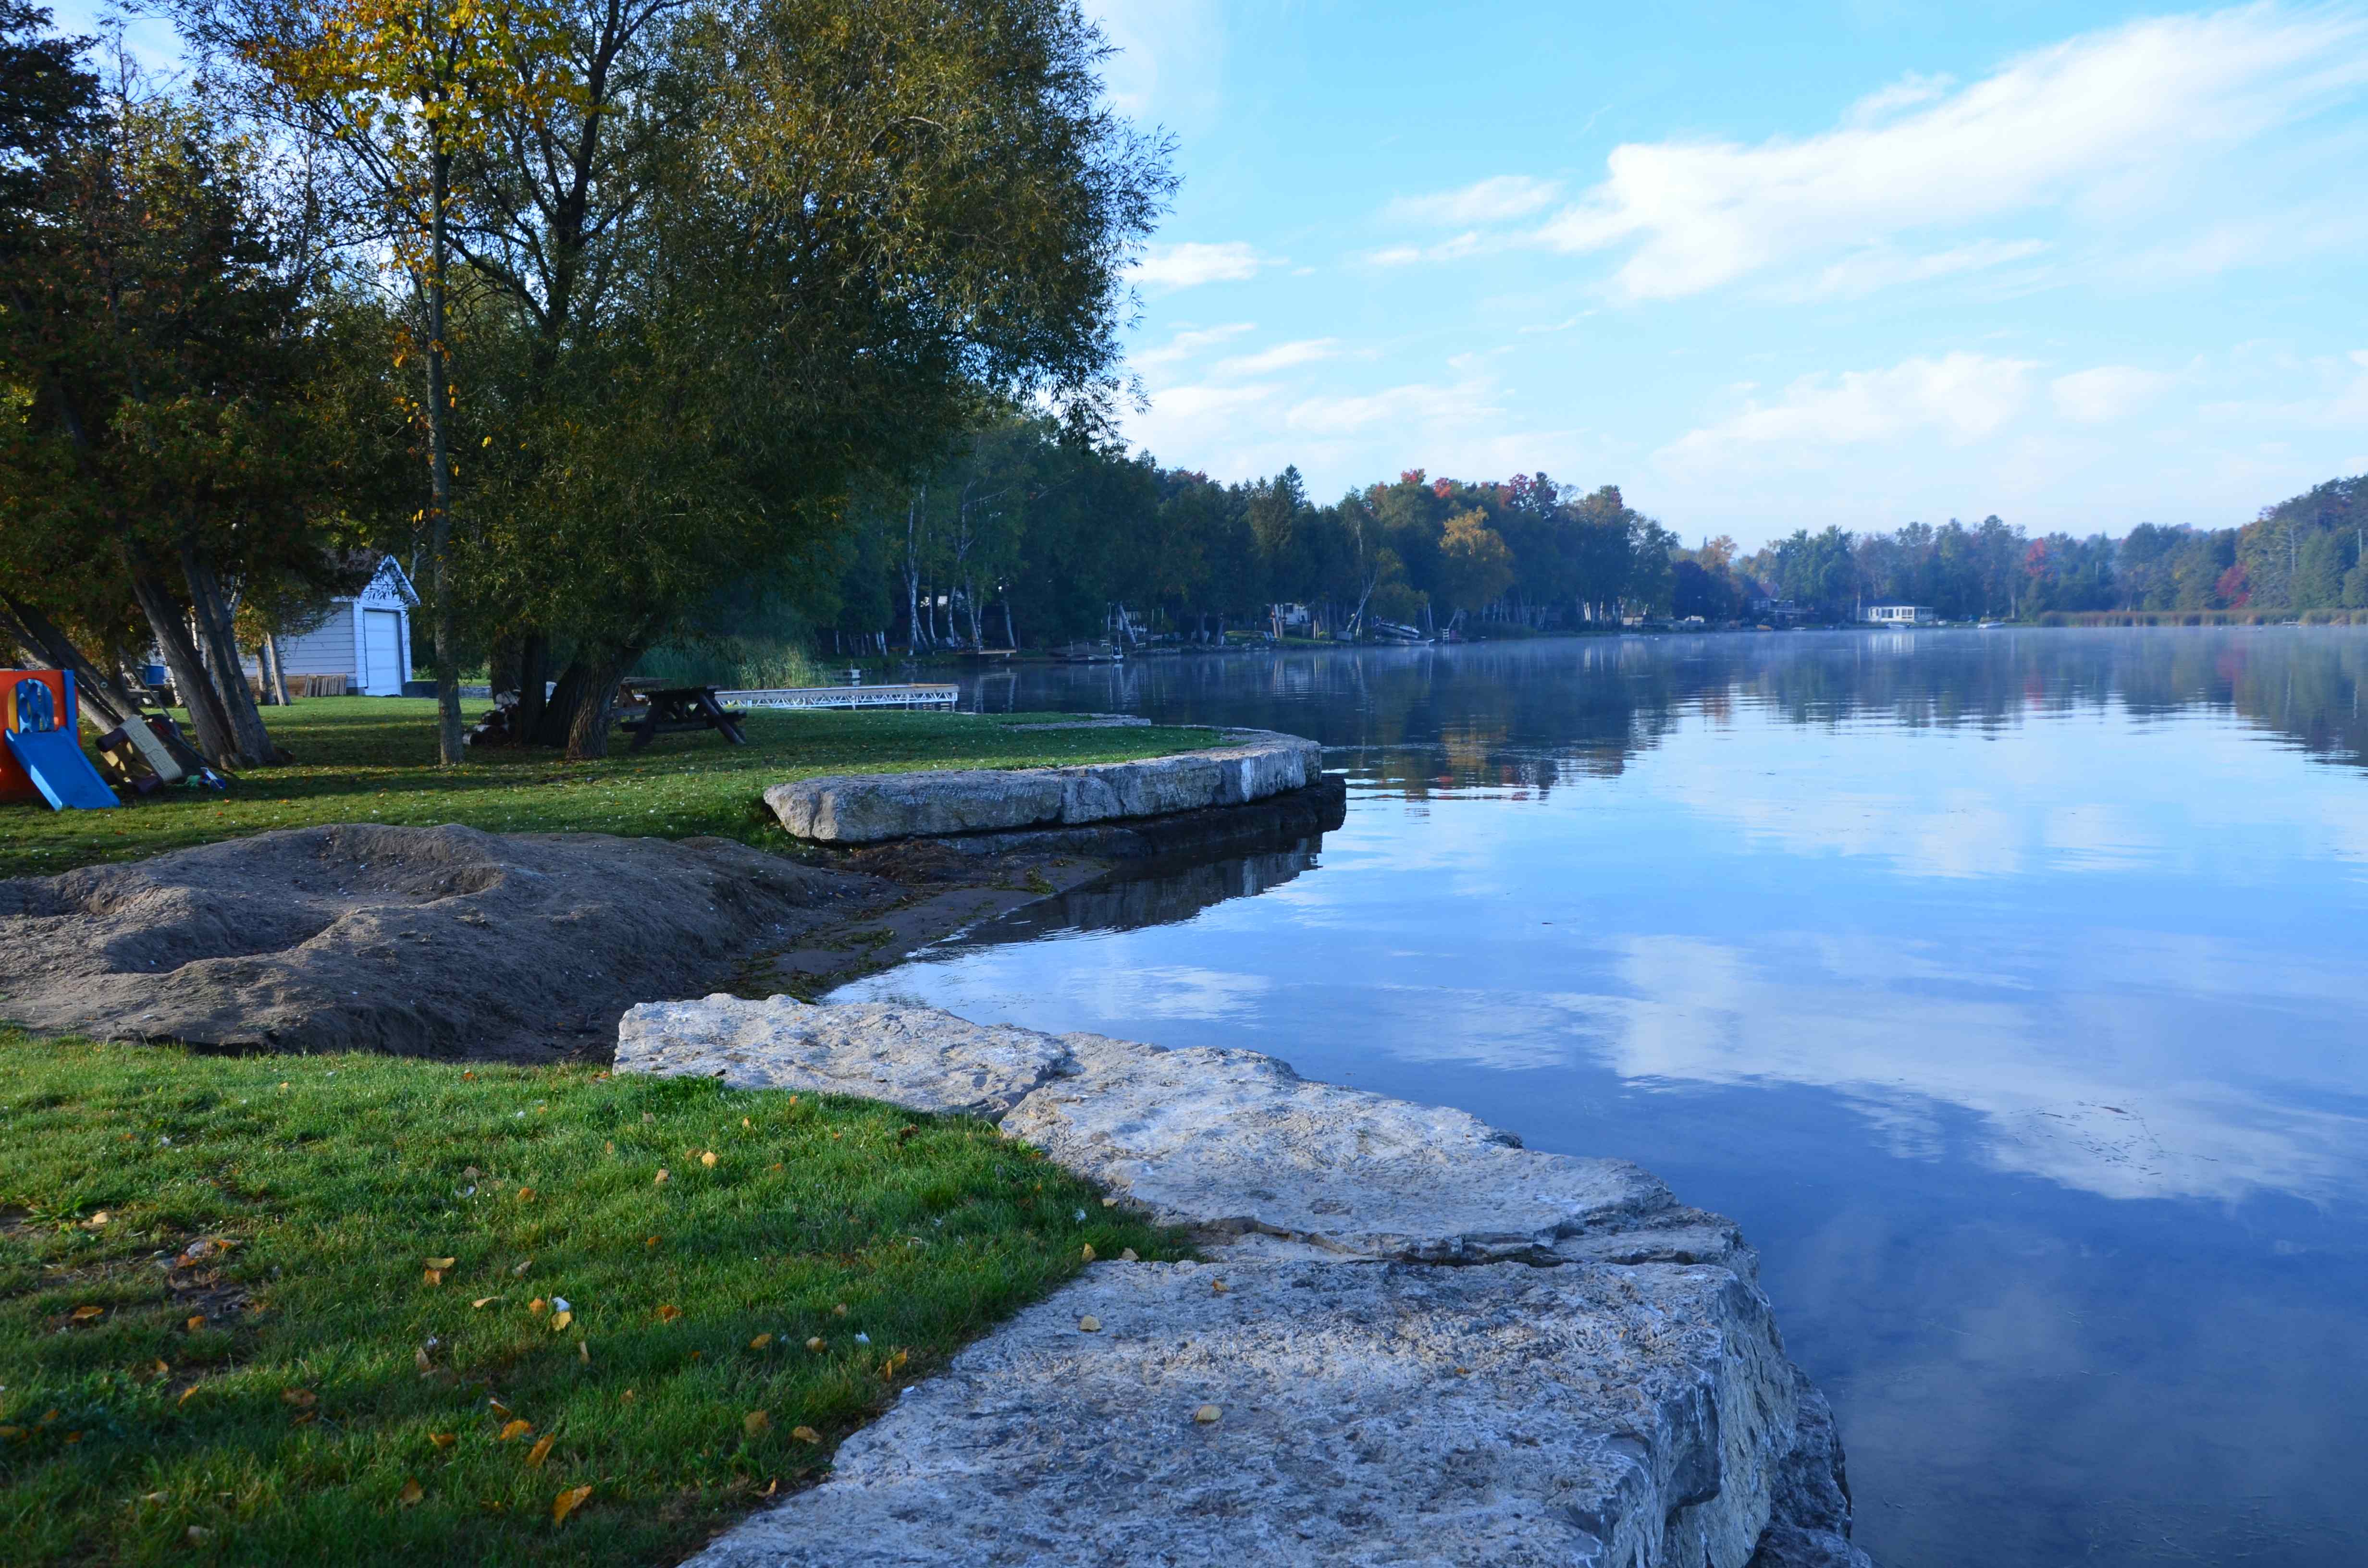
[1739,474,2368,623]
[785,420,2368,651]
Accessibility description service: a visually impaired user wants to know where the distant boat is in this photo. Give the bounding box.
[1368,619,1431,644]
[1978,620,2004,629]
[1054,641,1123,663]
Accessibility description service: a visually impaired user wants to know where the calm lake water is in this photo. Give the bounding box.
[834,629,2368,1568]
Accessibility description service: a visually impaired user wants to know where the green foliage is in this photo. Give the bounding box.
[0,1029,1184,1566]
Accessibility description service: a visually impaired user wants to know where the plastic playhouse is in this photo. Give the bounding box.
[2,669,120,810]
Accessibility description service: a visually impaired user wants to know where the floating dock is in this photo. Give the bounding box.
[715,684,960,711]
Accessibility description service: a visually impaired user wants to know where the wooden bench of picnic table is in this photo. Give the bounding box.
[615,684,748,750]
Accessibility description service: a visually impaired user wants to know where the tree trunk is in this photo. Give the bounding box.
[179,539,285,763]
[558,644,639,761]
[426,147,464,766]
[261,634,291,705]
[1002,597,1017,651]
[530,657,585,749]
[128,561,243,765]
[516,631,549,741]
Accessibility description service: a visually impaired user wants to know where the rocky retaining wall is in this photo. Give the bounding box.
[619,995,1874,1568]
[763,729,1324,845]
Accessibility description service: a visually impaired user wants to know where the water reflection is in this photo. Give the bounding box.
[854,628,2368,1568]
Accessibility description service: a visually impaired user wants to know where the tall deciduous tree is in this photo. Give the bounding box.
[190,0,569,763]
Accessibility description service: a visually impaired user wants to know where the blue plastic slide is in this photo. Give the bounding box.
[5,671,117,810]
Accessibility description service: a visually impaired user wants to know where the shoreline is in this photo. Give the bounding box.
[620,994,1875,1568]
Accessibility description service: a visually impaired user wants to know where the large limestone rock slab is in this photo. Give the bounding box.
[685,1256,1803,1568]
[616,995,1158,1121]
[1004,1043,1679,1263]
[764,730,1324,844]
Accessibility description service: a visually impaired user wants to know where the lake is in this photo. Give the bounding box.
[833,628,2368,1568]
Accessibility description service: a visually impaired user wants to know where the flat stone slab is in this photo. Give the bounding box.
[1005,1043,1680,1263]
[616,995,1158,1122]
[685,1257,1804,1568]
[764,729,1324,844]
[616,996,1875,1566]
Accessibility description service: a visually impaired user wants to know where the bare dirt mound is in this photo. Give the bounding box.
[0,824,886,1061]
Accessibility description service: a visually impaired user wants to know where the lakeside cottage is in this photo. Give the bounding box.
[1863,604,1936,625]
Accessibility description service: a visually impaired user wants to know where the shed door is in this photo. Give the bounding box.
[362,609,404,695]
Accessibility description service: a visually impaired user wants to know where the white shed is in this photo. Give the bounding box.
[276,558,419,696]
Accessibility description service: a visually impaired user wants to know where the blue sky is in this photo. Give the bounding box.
[58,0,2368,549]
[1090,1,2368,547]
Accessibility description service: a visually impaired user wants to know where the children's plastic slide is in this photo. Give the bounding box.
[3,670,119,810]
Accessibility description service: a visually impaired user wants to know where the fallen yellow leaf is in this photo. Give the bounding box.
[791,1425,821,1444]
[656,1305,682,1323]
[1211,1279,1229,1294]
[1120,1248,1139,1262]
[644,1236,659,1248]
[423,1268,444,1286]
[743,1410,771,1435]
[516,1187,535,1202]
[430,1433,456,1449]
[500,1419,532,1441]
[1194,1404,1221,1424]
[149,1359,170,1378]
[741,1117,751,1128]
[185,1315,205,1332]
[472,1296,503,1310]
[654,1169,669,1185]
[415,1347,433,1372]
[70,1305,103,1323]
[489,1399,512,1416]
[552,1484,593,1526]
[1081,1244,1096,1262]
[1078,1315,1100,1333]
[1101,1197,1117,1208]
[578,1339,590,1364]
[512,1260,532,1276]
[177,1385,199,1406]
[700,1151,717,1168]
[426,1257,456,1270]
[550,1311,572,1332]
[749,1333,773,1349]
[833,1303,848,1317]
[804,1336,824,1351]
[282,1388,316,1408]
[530,1298,549,1315]
[463,1166,480,1179]
[526,1433,555,1468]
[398,1478,424,1506]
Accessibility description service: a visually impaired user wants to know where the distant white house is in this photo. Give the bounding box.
[276,557,419,695]
[1864,604,1936,625]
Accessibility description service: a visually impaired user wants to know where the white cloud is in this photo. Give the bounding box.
[1801,238,2049,300]
[2051,365,2178,423]
[1383,175,1564,227]
[1211,338,1343,378]
[1285,378,1502,439]
[1537,7,2368,300]
[1661,352,2036,465]
[1131,241,1265,291]
[1085,0,1225,129]
[1368,232,1490,268]
[1132,321,1256,370]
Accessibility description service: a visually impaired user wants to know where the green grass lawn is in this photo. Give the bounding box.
[0,1030,1182,1566]
[3,698,1216,880]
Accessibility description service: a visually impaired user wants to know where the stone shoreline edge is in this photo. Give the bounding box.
[763,729,1325,845]
[617,995,1876,1568]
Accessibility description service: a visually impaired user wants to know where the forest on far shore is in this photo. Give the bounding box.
[803,418,2368,654]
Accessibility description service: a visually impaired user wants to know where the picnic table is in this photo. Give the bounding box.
[616,684,748,750]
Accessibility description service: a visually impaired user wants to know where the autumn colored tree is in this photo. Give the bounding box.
[183,0,570,762]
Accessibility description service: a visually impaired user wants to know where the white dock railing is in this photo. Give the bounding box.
[715,684,960,711]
